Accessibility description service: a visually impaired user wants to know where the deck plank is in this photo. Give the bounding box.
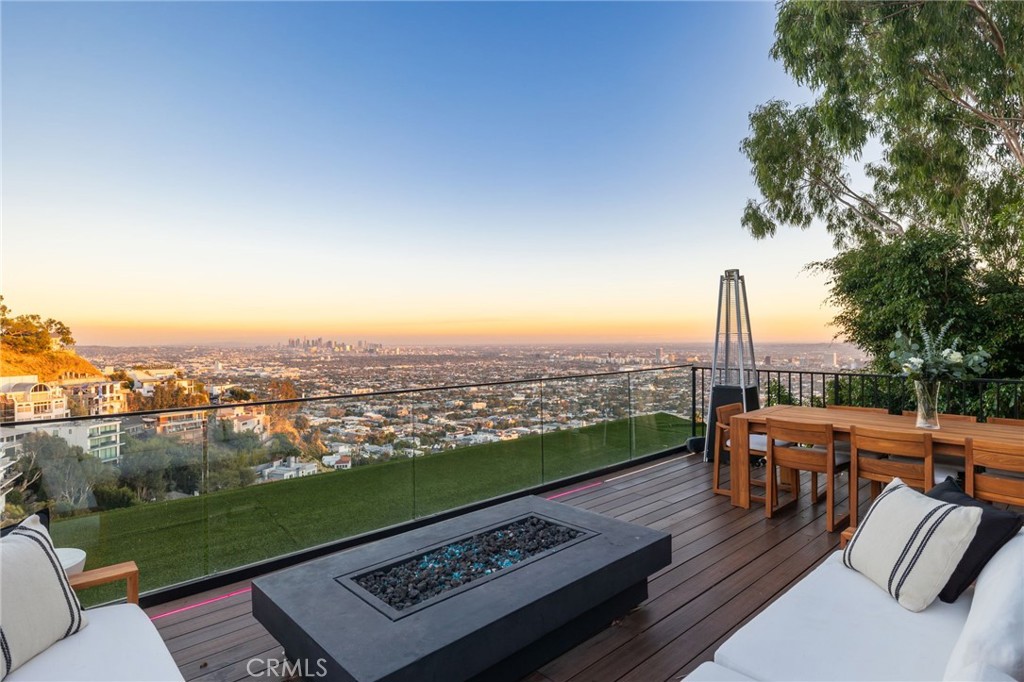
[140,453,853,681]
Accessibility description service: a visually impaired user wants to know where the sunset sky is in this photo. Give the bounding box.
[2,1,839,346]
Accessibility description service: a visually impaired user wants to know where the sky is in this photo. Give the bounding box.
[1,1,840,347]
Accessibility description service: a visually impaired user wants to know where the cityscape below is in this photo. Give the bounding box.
[78,341,871,400]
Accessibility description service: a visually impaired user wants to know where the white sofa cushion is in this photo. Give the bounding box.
[714,552,972,681]
[944,530,1024,681]
[6,604,182,682]
[684,661,756,681]
[0,515,88,679]
[842,478,981,611]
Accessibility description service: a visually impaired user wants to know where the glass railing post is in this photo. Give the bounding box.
[410,404,417,520]
[539,379,546,482]
[202,413,210,578]
[627,372,635,460]
[690,367,697,438]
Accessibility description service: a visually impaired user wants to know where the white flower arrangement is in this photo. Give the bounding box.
[889,320,989,382]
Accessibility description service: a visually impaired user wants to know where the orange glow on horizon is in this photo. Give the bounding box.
[69,308,839,346]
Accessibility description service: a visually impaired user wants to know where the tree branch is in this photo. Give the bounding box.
[805,170,906,238]
[922,70,1024,167]
[966,0,1006,58]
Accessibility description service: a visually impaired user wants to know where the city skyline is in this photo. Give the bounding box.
[2,1,841,346]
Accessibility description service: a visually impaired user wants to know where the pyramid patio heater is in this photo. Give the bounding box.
[703,269,760,462]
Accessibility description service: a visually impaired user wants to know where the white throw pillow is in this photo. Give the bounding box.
[943,530,1024,681]
[0,514,89,679]
[842,478,982,612]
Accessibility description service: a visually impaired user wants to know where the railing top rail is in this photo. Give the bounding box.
[692,365,1024,384]
[0,363,693,428]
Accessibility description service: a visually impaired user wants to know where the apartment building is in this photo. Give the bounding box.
[128,368,196,397]
[0,375,71,422]
[61,378,129,416]
[147,411,207,442]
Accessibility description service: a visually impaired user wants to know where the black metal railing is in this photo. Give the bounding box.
[689,366,1023,428]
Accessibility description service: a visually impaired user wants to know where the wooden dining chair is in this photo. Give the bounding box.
[712,402,772,501]
[965,437,1024,507]
[988,416,1024,427]
[849,425,934,526]
[899,411,977,483]
[765,418,849,532]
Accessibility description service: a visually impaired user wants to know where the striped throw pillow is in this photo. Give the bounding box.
[0,514,88,679]
[843,478,982,612]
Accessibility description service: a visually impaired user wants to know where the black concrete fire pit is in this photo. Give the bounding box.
[252,496,670,682]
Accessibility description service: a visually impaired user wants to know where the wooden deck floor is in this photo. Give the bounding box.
[143,454,847,681]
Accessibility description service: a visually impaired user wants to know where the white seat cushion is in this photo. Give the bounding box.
[7,604,183,682]
[714,552,972,681]
[935,462,964,484]
[684,662,756,681]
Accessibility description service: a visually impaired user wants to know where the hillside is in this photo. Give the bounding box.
[0,348,105,382]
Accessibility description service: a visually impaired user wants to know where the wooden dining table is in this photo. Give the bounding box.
[728,405,1024,509]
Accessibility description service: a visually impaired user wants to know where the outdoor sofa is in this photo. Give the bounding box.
[686,478,1024,682]
[0,515,183,682]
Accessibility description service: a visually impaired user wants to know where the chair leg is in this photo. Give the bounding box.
[765,458,775,519]
[826,472,835,532]
[849,453,860,529]
[811,472,820,504]
[712,444,721,494]
[870,480,881,498]
[713,439,729,496]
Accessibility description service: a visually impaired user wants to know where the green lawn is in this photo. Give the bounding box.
[54,412,694,604]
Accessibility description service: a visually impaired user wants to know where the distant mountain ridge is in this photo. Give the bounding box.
[0,348,105,382]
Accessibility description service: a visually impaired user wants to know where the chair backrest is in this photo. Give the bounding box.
[901,410,977,423]
[827,405,887,414]
[715,403,743,433]
[766,418,832,448]
[965,438,1024,506]
[988,416,1024,427]
[850,425,934,489]
[851,425,934,460]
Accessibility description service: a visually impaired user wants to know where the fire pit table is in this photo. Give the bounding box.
[252,496,670,682]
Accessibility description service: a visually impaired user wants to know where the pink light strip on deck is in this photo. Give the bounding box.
[150,587,252,621]
[546,481,602,500]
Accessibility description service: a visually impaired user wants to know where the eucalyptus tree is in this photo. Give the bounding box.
[742,1,1023,375]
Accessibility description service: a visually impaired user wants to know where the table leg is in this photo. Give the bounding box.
[730,415,751,509]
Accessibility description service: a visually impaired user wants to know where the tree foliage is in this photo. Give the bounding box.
[22,433,116,513]
[743,1,1024,374]
[0,296,75,352]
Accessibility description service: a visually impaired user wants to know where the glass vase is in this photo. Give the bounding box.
[914,380,941,429]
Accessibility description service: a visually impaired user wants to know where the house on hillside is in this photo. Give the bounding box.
[0,375,71,422]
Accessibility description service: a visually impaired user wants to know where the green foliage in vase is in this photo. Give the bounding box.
[889,320,990,383]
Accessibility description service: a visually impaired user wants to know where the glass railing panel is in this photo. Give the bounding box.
[26,415,210,605]
[3,367,701,604]
[539,374,631,481]
[629,367,694,458]
[204,397,415,576]
[412,383,543,518]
